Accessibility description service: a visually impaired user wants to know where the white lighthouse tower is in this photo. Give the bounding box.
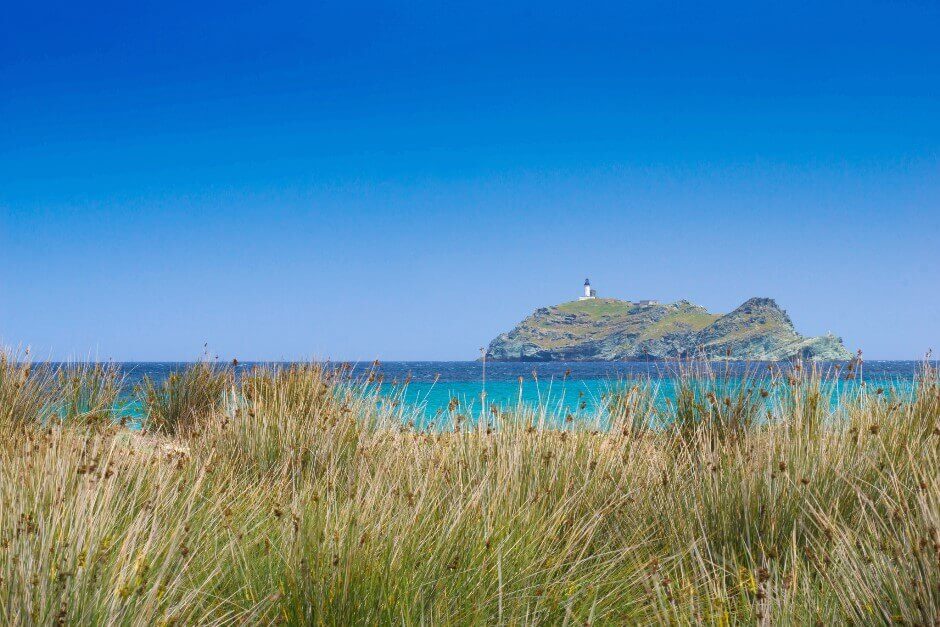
[579,278,597,300]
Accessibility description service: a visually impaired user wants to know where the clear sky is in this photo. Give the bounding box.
[1,1,938,361]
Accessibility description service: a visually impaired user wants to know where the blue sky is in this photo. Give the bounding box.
[1,0,938,361]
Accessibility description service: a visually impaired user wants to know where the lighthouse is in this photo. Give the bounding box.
[579,278,597,300]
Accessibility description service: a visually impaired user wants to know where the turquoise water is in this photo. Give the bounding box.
[374,378,624,424]
[373,377,918,428]
[114,360,929,426]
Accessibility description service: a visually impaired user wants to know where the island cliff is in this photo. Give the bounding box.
[484,297,852,361]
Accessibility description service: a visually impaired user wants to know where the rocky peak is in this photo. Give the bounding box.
[720,297,793,327]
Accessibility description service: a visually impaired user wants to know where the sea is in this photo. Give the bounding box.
[115,360,933,425]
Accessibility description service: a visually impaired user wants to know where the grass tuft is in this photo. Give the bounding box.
[138,362,233,435]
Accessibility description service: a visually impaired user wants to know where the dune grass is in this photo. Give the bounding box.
[0,351,937,624]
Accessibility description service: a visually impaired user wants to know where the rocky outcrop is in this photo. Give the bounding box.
[484,297,852,361]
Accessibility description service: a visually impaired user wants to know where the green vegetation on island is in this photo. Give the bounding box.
[1,350,938,624]
[486,296,853,361]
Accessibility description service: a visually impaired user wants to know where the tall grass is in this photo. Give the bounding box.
[668,359,769,444]
[0,349,56,431]
[0,351,937,624]
[56,362,123,427]
[138,362,233,435]
[0,351,123,431]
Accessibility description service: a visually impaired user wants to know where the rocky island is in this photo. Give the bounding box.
[485,285,852,361]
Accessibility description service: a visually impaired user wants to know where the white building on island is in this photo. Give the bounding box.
[579,278,597,300]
